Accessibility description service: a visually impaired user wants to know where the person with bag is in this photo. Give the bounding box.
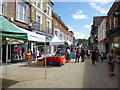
[107,49,115,76]
[75,48,81,63]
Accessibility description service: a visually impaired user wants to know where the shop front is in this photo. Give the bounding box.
[2,38,28,63]
[109,36,120,63]
[107,28,120,63]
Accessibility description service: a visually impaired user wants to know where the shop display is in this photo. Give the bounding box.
[12,44,25,60]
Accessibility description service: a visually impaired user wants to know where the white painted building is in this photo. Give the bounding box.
[98,18,107,53]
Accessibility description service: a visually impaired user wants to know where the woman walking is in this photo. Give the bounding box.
[75,48,81,62]
[107,49,115,76]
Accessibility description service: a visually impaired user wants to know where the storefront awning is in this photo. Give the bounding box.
[0,16,46,42]
[17,27,46,42]
[0,16,27,40]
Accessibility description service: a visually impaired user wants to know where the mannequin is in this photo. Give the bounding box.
[19,45,22,59]
[14,45,19,59]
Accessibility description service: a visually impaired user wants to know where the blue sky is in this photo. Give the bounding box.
[53,1,114,39]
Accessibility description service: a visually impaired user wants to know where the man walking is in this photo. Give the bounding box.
[91,49,96,65]
[81,47,85,62]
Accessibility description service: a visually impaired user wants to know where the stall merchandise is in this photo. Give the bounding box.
[42,57,66,66]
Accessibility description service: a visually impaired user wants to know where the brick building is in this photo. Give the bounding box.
[53,12,69,41]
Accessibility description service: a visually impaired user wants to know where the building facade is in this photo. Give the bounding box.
[53,12,69,41]
[0,0,54,62]
[90,16,106,49]
[106,1,120,62]
[97,18,107,54]
[1,0,32,62]
[31,0,54,54]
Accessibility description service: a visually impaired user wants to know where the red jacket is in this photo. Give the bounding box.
[76,50,80,56]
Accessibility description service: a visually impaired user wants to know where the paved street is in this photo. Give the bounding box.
[1,58,118,88]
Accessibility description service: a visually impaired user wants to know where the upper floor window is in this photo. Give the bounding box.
[0,0,5,15]
[46,21,50,33]
[109,18,112,29]
[36,15,41,31]
[56,20,57,25]
[17,3,26,22]
[46,6,50,15]
[113,17,116,28]
[36,0,41,9]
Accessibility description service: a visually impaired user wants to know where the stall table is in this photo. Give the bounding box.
[42,56,66,66]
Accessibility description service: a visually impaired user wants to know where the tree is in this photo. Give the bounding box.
[77,39,87,47]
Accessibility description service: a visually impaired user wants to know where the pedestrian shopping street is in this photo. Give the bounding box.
[1,58,118,88]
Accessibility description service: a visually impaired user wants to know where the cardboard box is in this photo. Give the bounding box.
[37,60,44,66]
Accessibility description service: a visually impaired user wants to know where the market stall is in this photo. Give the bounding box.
[36,35,66,66]
[41,56,66,66]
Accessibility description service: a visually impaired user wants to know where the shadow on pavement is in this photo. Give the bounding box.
[82,58,118,88]
[2,78,19,89]
[18,62,62,68]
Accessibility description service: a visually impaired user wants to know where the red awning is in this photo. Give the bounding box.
[97,40,106,44]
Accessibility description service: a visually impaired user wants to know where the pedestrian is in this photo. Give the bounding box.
[33,49,37,61]
[96,49,100,62]
[80,47,85,62]
[107,49,115,76]
[75,48,81,62]
[87,49,91,58]
[91,49,96,65]
[37,49,40,59]
[25,49,32,67]
[100,52,104,61]
[65,47,71,63]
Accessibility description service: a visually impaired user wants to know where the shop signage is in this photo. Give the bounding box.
[114,11,120,17]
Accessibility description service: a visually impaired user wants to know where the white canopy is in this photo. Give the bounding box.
[67,40,72,45]
[18,27,46,42]
[49,35,64,45]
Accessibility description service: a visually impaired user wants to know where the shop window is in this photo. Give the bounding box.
[11,45,25,60]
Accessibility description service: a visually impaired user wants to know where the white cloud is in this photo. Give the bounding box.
[74,32,86,39]
[84,25,91,29]
[89,2,109,14]
[67,25,86,39]
[72,10,88,19]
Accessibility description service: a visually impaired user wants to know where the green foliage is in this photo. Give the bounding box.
[77,39,87,46]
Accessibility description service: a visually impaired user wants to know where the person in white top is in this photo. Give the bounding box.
[66,47,71,63]
[36,49,40,59]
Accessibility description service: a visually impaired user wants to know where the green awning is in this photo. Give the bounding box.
[0,16,27,40]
